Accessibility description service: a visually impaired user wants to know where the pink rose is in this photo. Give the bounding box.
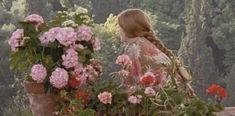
[62,48,79,68]
[116,54,132,66]
[77,25,93,41]
[30,64,47,83]
[98,91,112,104]
[8,29,24,51]
[128,95,142,104]
[49,68,69,89]
[144,87,156,97]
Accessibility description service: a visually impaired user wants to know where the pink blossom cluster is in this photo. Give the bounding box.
[30,64,47,83]
[128,95,142,104]
[62,48,79,68]
[75,64,99,85]
[39,27,60,44]
[25,14,44,26]
[77,75,87,86]
[98,91,112,104]
[74,64,87,86]
[38,25,98,51]
[116,54,132,66]
[39,26,96,48]
[144,87,156,97]
[77,25,93,41]
[56,27,77,46]
[8,29,24,51]
[49,68,69,89]
[72,60,101,86]
[74,64,83,75]
[84,65,99,83]
[39,27,76,46]
[73,64,99,86]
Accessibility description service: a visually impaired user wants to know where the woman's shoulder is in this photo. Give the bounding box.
[124,41,141,58]
[124,37,158,58]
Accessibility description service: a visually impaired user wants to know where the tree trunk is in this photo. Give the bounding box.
[223,64,235,106]
[178,0,219,99]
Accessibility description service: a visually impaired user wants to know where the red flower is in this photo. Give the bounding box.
[217,87,227,100]
[69,74,81,89]
[140,72,155,86]
[206,84,227,100]
[207,84,220,94]
[75,91,90,104]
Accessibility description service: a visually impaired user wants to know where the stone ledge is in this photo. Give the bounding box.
[215,107,235,116]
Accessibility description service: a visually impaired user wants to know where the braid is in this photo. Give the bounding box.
[143,31,196,96]
[142,31,175,59]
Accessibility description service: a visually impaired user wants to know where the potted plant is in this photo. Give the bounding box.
[8,7,101,116]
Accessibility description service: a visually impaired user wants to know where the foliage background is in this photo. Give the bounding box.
[0,0,234,115]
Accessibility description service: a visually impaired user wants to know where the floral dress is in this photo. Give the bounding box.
[123,37,171,85]
[123,37,195,96]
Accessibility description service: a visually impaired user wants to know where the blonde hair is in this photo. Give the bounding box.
[118,9,175,59]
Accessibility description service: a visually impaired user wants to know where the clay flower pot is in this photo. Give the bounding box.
[23,81,58,116]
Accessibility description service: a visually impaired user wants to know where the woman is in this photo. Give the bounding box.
[117,9,195,96]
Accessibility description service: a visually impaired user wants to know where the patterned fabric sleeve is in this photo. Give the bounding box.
[124,38,195,96]
[124,43,142,78]
[124,39,170,75]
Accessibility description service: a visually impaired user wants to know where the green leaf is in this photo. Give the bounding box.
[77,48,93,64]
[19,22,39,44]
[44,79,53,94]
[74,109,96,116]
[9,49,37,72]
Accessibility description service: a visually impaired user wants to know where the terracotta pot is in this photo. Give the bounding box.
[23,81,58,116]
